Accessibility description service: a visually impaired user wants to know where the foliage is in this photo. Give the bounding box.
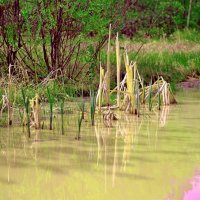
[0,0,125,84]
[122,0,200,38]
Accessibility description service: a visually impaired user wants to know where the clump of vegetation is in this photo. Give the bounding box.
[96,30,177,118]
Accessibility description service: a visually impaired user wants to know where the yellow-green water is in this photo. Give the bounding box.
[0,90,200,200]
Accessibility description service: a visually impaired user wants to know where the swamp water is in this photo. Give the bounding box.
[0,90,200,200]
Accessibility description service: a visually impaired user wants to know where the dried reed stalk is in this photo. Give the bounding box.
[116,32,121,108]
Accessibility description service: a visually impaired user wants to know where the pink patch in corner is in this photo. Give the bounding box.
[183,173,200,200]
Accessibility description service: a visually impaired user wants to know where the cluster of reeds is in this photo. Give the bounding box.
[96,28,177,118]
[0,64,16,126]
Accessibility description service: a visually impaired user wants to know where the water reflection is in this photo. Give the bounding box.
[93,105,171,189]
[0,93,200,200]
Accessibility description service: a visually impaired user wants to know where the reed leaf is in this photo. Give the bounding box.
[90,90,96,126]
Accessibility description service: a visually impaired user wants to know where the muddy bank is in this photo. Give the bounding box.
[178,77,200,89]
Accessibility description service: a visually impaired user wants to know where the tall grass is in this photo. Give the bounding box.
[101,48,200,84]
[134,51,200,82]
[172,29,200,43]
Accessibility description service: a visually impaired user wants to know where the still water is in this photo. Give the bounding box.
[0,90,200,200]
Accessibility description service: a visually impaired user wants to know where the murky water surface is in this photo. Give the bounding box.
[0,90,200,200]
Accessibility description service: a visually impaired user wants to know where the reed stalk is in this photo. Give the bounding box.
[21,88,31,138]
[124,51,134,113]
[148,79,153,111]
[142,78,145,104]
[136,79,140,117]
[76,112,82,140]
[31,94,41,129]
[18,107,23,126]
[78,98,85,120]
[133,63,137,114]
[47,87,54,130]
[98,63,104,111]
[157,77,161,110]
[7,64,12,126]
[90,90,96,126]
[60,100,64,135]
[116,32,121,108]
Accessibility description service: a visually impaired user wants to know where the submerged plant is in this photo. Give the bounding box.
[21,88,31,138]
[90,90,96,126]
[47,87,55,130]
